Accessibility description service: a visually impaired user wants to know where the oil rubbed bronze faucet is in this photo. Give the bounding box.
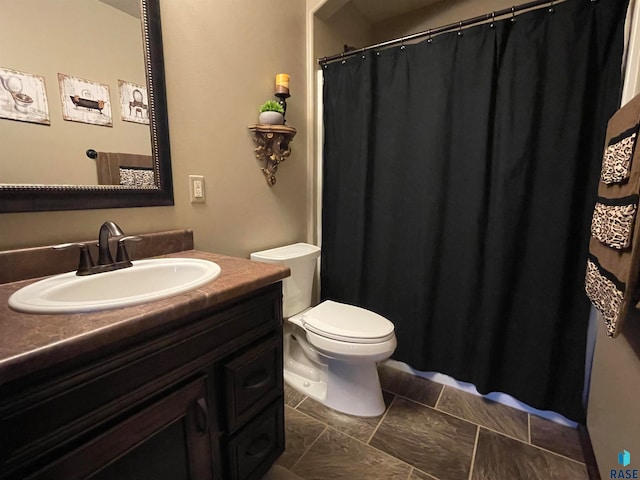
[97,221,124,265]
[54,221,141,276]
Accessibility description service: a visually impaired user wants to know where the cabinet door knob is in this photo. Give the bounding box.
[195,397,209,433]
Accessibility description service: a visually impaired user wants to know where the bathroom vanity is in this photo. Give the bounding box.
[0,244,289,480]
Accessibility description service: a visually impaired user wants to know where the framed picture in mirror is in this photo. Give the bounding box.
[0,67,50,125]
[58,73,113,127]
[119,79,149,125]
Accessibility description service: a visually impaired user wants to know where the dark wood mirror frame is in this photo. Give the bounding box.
[0,0,174,213]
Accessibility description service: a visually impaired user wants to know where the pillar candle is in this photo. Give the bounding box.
[276,74,290,95]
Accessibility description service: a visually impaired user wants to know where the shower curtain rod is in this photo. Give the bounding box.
[318,0,575,65]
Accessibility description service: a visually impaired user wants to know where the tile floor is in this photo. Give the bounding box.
[262,364,597,480]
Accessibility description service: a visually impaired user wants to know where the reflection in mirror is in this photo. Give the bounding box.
[0,0,173,212]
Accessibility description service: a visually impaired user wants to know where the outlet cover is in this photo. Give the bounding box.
[189,175,205,203]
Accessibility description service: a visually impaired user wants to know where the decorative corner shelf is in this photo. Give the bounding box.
[248,124,297,186]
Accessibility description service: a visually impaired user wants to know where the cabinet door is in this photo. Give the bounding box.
[28,377,214,480]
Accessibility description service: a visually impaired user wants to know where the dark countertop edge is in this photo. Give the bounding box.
[0,250,289,386]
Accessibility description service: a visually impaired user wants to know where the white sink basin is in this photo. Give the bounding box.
[8,258,221,314]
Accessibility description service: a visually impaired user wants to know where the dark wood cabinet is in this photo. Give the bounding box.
[0,283,284,480]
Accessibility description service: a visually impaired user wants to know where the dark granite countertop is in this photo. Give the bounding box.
[0,250,289,386]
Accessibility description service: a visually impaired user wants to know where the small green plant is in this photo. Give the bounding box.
[259,100,284,114]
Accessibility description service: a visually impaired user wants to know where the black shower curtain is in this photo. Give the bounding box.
[321,0,628,423]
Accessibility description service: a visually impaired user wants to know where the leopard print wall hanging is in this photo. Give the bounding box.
[600,125,639,185]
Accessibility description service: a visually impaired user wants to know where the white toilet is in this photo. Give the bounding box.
[250,243,397,417]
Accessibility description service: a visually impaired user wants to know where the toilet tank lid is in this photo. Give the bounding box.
[250,243,321,261]
[302,300,394,342]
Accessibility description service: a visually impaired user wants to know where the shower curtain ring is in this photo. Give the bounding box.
[490,11,496,28]
[548,0,554,13]
[511,6,516,22]
[401,36,406,50]
[361,47,366,58]
[341,52,345,64]
[427,29,433,43]
[458,21,463,36]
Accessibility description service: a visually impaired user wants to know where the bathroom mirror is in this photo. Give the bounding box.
[0,0,173,213]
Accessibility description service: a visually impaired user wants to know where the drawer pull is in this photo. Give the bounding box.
[246,434,271,458]
[243,371,271,390]
[196,397,209,432]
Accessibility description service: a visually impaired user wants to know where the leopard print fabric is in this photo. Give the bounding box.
[591,201,637,249]
[585,259,623,336]
[119,168,155,188]
[600,132,636,184]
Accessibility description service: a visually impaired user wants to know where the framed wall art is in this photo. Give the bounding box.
[58,73,112,126]
[0,67,50,125]
[119,79,149,125]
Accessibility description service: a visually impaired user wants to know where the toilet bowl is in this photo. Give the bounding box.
[250,243,397,417]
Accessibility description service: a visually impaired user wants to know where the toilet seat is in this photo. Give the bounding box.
[301,300,395,344]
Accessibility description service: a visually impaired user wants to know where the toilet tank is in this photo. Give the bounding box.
[250,243,321,318]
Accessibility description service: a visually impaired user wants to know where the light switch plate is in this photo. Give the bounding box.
[189,175,205,203]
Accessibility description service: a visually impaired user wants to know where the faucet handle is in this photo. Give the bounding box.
[116,235,142,263]
[53,243,95,275]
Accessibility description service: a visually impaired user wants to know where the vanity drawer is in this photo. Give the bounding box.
[224,335,283,433]
[226,398,284,480]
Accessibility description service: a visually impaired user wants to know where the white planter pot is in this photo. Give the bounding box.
[258,111,284,125]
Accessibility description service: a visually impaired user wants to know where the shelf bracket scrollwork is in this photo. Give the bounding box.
[248,124,297,186]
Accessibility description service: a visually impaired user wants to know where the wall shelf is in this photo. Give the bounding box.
[248,124,297,186]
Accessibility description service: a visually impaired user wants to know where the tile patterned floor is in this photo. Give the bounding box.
[263,364,594,480]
